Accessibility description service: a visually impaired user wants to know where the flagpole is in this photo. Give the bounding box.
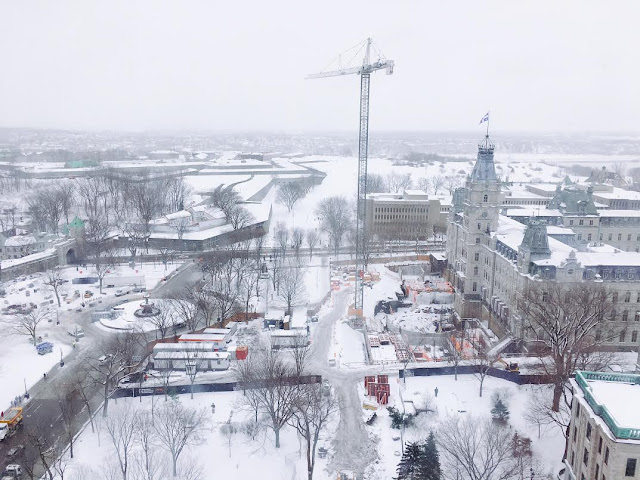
[486,111,490,139]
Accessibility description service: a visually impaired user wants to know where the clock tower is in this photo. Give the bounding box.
[448,134,501,319]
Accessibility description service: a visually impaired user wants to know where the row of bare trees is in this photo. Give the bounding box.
[24,171,192,237]
[366,172,460,195]
[235,341,336,480]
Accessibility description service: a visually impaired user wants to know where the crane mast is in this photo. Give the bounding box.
[307,37,394,315]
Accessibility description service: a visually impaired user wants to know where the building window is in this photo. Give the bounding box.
[583,448,589,466]
[620,331,626,342]
[473,266,478,275]
[571,451,575,467]
[542,291,549,302]
[579,219,584,226]
[629,234,633,241]
[590,220,594,225]
[475,238,480,244]
[613,292,618,302]
[626,458,637,476]
[619,234,623,241]
[570,220,574,226]
[605,446,609,464]
[609,233,613,241]
[483,194,488,202]
[472,282,477,292]
[623,310,629,321]
[598,436,603,453]
[474,253,480,261]
[586,423,592,439]
[596,464,600,479]
[577,234,582,241]
[625,292,631,302]
[573,426,577,442]
[588,234,592,241]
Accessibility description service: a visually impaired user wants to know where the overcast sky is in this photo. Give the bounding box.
[1,1,639,134]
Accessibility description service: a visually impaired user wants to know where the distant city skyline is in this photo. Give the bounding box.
[1,1,639,133]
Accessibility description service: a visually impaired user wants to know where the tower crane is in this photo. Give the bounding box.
[307,37,394,315]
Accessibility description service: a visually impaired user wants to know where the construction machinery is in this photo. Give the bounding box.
[0,407,23,441]
[307,38,394,315]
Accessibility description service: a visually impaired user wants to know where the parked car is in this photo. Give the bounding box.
[115,289,130,297]
[98,354,113,365]
[132,286,146,293]
[4,464,23,476]
[6,444,24,458]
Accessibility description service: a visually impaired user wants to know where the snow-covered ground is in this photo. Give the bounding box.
[0,261,182,411]
[363,374,566,480]
[66,390,340,480]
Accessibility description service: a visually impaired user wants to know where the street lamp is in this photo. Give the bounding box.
[185,362,197,400]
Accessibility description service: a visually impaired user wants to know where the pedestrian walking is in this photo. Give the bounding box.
[434,386,439,397]
[43,372,47,379]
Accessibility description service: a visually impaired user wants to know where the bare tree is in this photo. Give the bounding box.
[238,262,259,323]
[238,343,302,448]
[133,411,163,480]
[276,183,309,212]
[385,172,413,193]
[44,268,64,307]
[306,229,319,259]
[289,384,337,480]
[518,282,617,412]
[276,257,307,316]
[67,365,97,433]
[130,176,163,252]
[366,173,386,193]
[83,216,115,294]
[441,334,463,381]
[444,176,462,194]
[171,216,191,241]
[211,184,241,221]
[416,177,430,193]
[437,415,524,480]
[8,309,49,346]
[220,420,238,457]
[104,402,139,480]
[149,308,173,340]
[291,227,304,256]
[228,204,253,230]
[57,181,76,225]
[431,175,445,195]
[473,345,495,397]
[92,332,145,417]
[53,380,83,458]
[315,196,353,256]
[153,400,209,477]
[168,292,200,332]
[274,221,289,258]
[164,176,192,212]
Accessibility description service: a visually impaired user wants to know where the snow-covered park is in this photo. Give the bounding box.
[0,261,182,410]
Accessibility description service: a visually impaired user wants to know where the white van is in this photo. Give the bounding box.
[67,324,85,338]
[4,464,23,476]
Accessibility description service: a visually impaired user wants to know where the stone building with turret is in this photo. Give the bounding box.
[446,135,640,350]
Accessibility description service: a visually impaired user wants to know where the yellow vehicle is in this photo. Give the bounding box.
[497,357,519,373]
[0,407,23,441]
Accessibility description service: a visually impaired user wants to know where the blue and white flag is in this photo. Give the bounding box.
[479,112,490,125]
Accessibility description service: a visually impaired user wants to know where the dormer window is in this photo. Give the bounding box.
[483,194,488,202]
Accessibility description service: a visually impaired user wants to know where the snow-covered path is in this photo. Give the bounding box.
[305,289,378,476]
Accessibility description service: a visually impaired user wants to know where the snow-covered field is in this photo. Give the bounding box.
[66,390,340,480]
[363,374,566,479]
[61,372,567,480]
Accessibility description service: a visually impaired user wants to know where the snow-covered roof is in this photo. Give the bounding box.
[4,235,37,246]
[575,251,640,268]
[593,187,640,200]
[165,210,192,220]
[153,351,229,360]
[504,208,562,217]
[586,378,640,428]
[598,209,640,218]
